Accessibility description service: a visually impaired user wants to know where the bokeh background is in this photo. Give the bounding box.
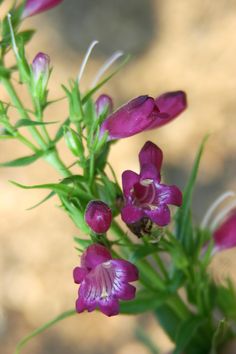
[1,0,236,353]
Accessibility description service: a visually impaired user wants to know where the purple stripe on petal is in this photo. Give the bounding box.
[155,184,182,206]
[139,141,163,172]
[112,259,139,282]
[116,283,136,300]
[121,205,144,224]
[122,170,139,198]
[146,205,171,226]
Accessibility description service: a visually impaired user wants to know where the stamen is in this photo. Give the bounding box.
[210,199,236,231]
[91,50,124,87]
[77,40,99,83]
[201,191,235,229]
[140,179,153,186]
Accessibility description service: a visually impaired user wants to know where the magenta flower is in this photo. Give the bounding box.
[100,91,186,140]
[95,94,113,117]
[213,210,236,254]
[85,201,112,234]
[121,141,182,228]
[22,0,63,18]
[73,244,139,316]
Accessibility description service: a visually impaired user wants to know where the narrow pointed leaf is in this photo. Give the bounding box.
[15,119,57,128]
[0,152,43,167]
[15,309,76,354]
[27,191,55,210]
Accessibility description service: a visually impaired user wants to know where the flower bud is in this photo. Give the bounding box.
[64,127,84,157]
[95,94,113,117]
[85,200,112,234]
[31,52,50,103]
[22,0,64,18]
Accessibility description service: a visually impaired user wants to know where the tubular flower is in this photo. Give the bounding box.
[73,244,139,316]
[121,141,182,228]
[22,0,63,18]
[100,91,187,140]
[213,210,236,254]
[85,200,112,234]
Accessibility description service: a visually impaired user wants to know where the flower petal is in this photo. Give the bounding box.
[155,184,182,206]
[98,297,120,316]
[122,170,139,198]
[116,283,136,300]
[140,163,160,182]
[73,266,88,284]
[121,204,144,224]
[112,259,139,282]
[139,141,163,173]
[146,91,187,130]
[145,205,171,226]
[23,0,63,18]
[81,244,112,270]
[213,210,236,253]
[100,96,155,140]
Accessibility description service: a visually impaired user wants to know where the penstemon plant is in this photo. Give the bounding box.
[1,1,236,354]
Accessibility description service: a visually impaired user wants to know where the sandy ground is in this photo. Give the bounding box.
[1,0,236,353]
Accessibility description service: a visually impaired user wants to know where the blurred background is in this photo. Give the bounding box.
[0,0,236,353]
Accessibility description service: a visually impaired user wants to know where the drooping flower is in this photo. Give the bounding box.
[22,0,63,18]
[85,201,112,234]
[213,210,236,254]
[121,141,182,230]
[95,94,113,117]
[73,244,139,316]
[100,91,187,140]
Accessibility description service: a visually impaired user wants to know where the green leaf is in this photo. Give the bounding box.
[15,309,76,354]
[27,191,55,210]
[210,319,229,354]
[173,317,206,354]
[0,151,43,167]
[82,55,130,104]
[175,135,209,249]
[16,30,35,46]
[54,118,70,143]
[120,289,167,314]
[155,304,181,341]
[10,180,91,202]
[128,244,159,263]
[0,66,12,78]
[15,119,57,128]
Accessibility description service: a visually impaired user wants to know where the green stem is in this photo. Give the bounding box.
[1,78,48,149]
[45,150,72,178]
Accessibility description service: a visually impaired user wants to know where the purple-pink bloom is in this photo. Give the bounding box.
[121,141,182,228]
[85,201,112,234]
[213,210,236,254]
[95,94,113,117]
[73,244,139,316]
[100,91,187,140]
[22,0,63,18]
